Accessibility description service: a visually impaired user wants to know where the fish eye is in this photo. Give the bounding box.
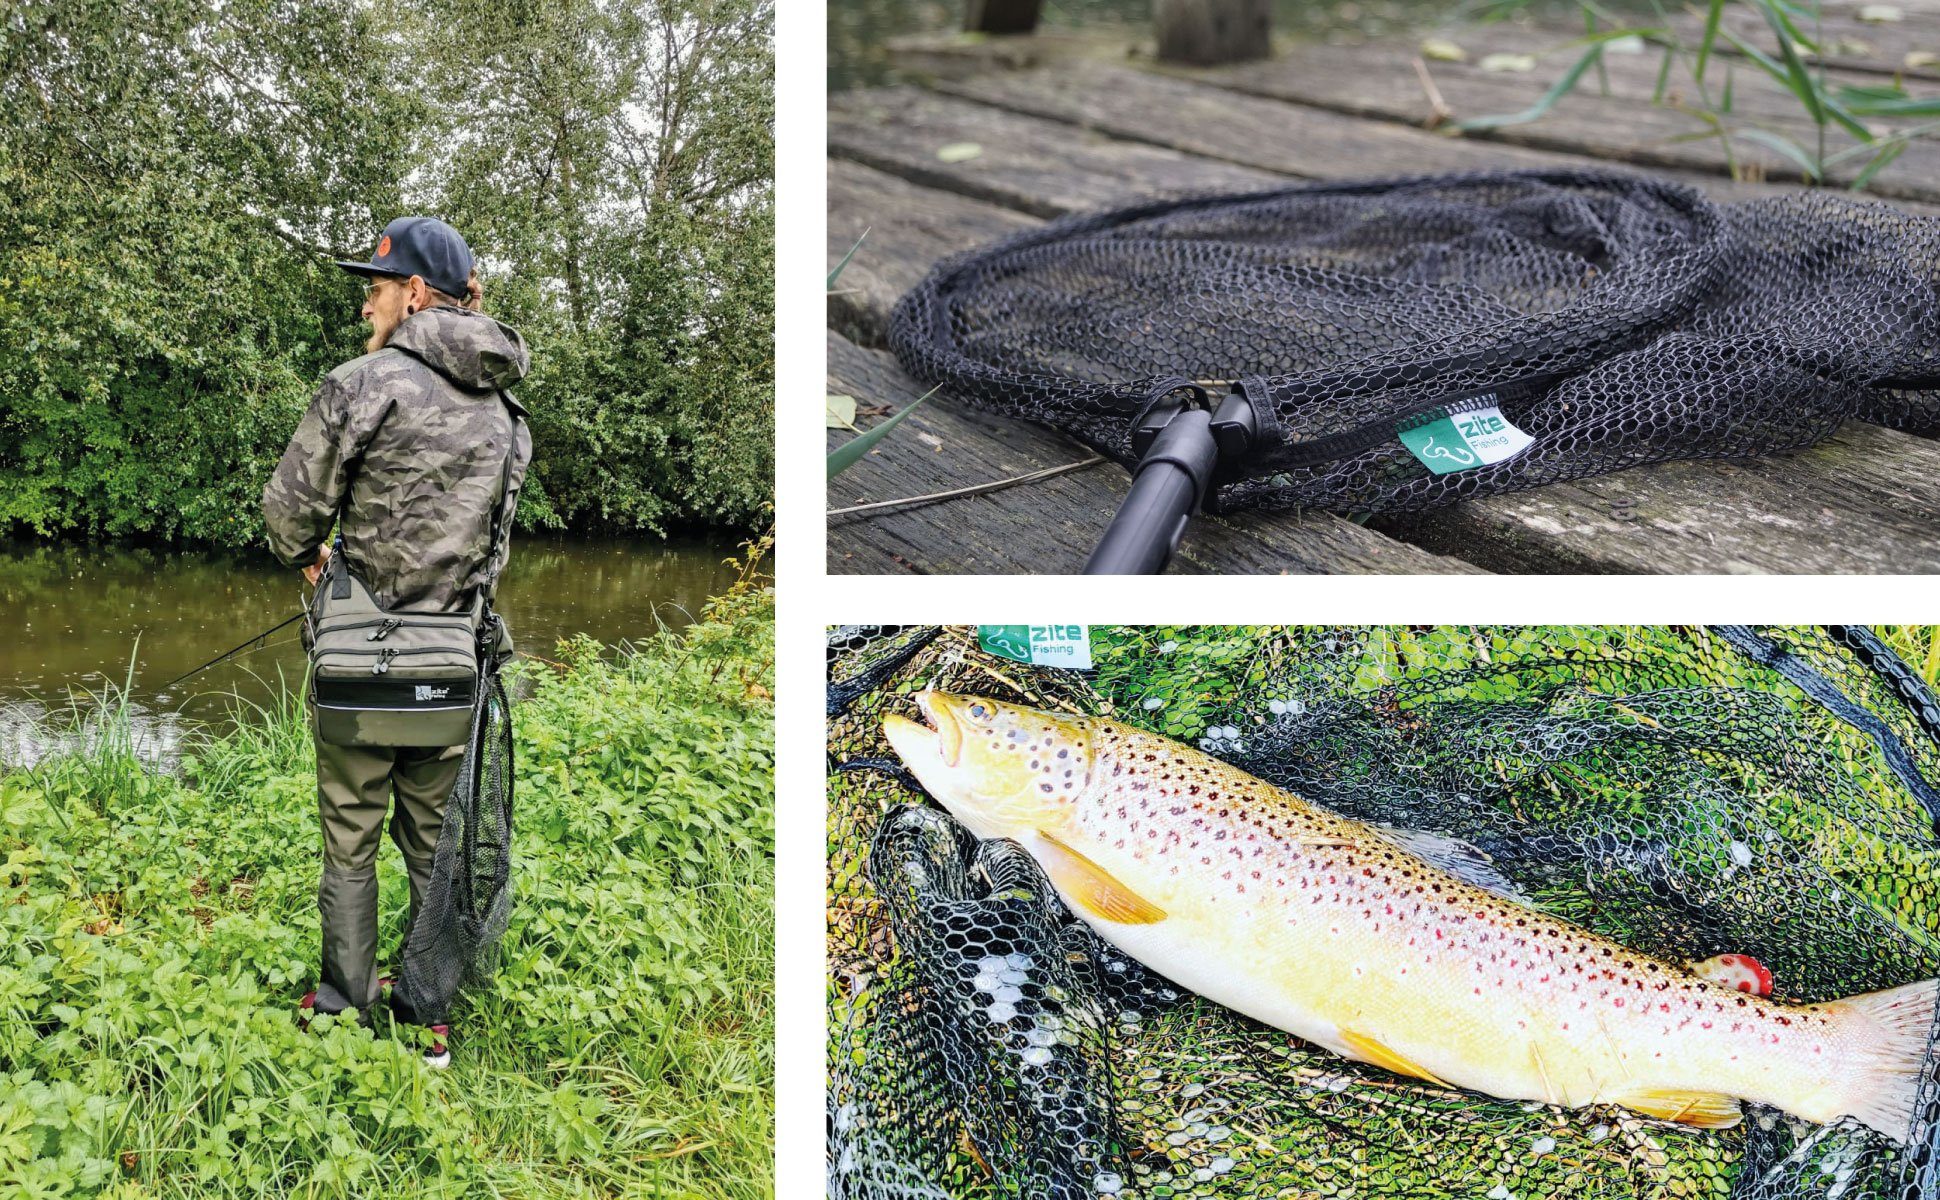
[967,703,990,720]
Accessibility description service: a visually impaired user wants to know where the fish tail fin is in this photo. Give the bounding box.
[1829,978,1939,1143]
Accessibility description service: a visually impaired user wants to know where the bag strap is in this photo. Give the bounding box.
[482,391,525,606]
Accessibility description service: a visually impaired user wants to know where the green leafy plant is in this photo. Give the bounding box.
[0,583,774,1198]
[1455,0,1931,188]
[0,0,775,548]
[826,230,939,479]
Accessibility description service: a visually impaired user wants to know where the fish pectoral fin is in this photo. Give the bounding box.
[1608,1086,1743,1130]
[1033,831,1166,925]
[1339,1030,1449,1087]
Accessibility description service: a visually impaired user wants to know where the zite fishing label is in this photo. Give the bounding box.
[978,625,1093,669]
[1398,402,1535,475]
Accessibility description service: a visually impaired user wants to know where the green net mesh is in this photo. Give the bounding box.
[827,626,1940,1200]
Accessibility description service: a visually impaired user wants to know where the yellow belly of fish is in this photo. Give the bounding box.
[1032,828,1833,1128]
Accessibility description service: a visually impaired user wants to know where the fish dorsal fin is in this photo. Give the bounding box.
[1608,1086,1743,1130]
[1032,831,1166,925]
[1368,824,1531,904]
[1687,953,1773,996]
[1339,1029,1449,1086]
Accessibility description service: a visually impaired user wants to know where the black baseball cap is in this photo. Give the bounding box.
[334,216,474,299]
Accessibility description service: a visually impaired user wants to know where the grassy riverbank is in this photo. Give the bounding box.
[0,582,775,1198]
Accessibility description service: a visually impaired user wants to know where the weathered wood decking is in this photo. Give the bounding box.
[828,9,1940,574]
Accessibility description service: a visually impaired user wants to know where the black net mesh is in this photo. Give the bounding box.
[827,625,1940,1200]
[888,170,1940,514]
[392,664,515,1026]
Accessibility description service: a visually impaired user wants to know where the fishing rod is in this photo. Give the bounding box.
[155,611,305,693]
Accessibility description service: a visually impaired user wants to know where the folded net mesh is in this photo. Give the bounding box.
[888,171,1940,514]
[391,666,515,1026]
[827,625,1940,1200]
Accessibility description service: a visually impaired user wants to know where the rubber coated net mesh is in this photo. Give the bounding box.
[888,170,1940,514]
[827,625,1940,1200]
[392,664,515,1026]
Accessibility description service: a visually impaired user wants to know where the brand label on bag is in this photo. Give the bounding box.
[978,625,1093,669]
[1397,400,1533,475]
[415,685,453,702]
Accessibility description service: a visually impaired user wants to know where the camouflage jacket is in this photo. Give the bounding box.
[262,306,534,612]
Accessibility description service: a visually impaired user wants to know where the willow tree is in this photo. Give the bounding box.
[0,0,774,547]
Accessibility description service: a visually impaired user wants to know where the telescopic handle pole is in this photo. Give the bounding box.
[1083,409,1218,575]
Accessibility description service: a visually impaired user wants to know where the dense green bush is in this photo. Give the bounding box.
[0,583,775,1197]
[0,0,774,548]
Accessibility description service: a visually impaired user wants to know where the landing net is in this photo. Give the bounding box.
[827,625,1940,1200]
[391,661,515,1026]
[889,171,1940,514]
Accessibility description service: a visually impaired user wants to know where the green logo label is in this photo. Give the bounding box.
[1398,403,1533,475]
[978,625,1093,669]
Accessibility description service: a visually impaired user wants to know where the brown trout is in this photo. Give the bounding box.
[884,691,1937,1140]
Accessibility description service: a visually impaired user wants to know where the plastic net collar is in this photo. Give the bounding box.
[828,626,1940,1200]
[889,170,1940,514]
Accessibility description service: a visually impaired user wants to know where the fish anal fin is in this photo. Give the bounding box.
[1340,1030,1449,1086]
[1609,1086,1743,1130]
[1033,832,1166,925]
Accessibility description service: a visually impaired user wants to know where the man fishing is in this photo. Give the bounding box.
[261,215,533,1068]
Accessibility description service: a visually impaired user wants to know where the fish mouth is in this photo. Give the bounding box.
[914,691,964,767]
[883,691,963,769]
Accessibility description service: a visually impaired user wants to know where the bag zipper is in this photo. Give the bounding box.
[314,646,475,665]
[316,615,474,635]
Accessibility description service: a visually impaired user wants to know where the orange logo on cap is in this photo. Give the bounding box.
[376,235,392,258]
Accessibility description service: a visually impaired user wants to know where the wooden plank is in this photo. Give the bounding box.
[830,87,1940,573]
[829,86,1284,219]
[1154,0,1272,65]
[1203,41,1940,200]
[1703,3,1940,80]
[829,331,1486,575]
[1429,21,1940,129]
[1377,422,1940,574]
[925,60,1940,213]
[1503,1,1940,82]
[930,61,1631,183]
[827,157,1035,348]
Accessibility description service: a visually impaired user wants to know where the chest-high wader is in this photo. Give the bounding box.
[307,396,522,748]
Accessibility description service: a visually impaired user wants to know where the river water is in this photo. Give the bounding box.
[0,538,744,767]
